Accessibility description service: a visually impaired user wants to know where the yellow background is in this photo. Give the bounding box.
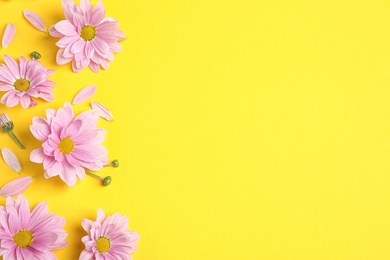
[1,0,390,259]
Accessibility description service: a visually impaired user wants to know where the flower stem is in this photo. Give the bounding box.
[8,130,25,149]
[85,171,111,186]
[104,159,119,168]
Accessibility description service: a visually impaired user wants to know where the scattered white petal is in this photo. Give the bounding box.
[2,23,16,48]
[1,148,21,173]
[23,10,46,32]
[0,176,33,197]
[91,101,113,121]
[73,85,97,105]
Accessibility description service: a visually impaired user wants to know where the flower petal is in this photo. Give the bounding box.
[91,101,113,121]
[72,85,97,105]
[1,148,21,173]
[0,176,33,197]
[23,10,46,32]
[2,23,16,48]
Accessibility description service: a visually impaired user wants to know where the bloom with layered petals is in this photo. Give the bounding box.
[0,55,55,108]
[0,195,68,259]
[49,0,125,73]
[80,208,140,260]
[30,102,108,187]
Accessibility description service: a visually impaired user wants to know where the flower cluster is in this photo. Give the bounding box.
[0,0,138,259]
[49,0,125,72]
[30,102,108,187]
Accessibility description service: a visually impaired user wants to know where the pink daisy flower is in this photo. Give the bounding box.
[80,208,140,260]
[0,194,68,259]
[30,102,108,187]
[49,0,125,73]
[0,55,55,109]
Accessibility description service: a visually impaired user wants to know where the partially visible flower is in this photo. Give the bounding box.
[0,176,33,197]
[23,10,46,32]
[0,195,68,259]
[49,0,125,73]
[0,55,55,109]
[73,84,97,104]
[80,208,140,260]
[1,23,16,49]
[0,112,25,149]
[30,102,108,187]
[91,101,113,121]
[1,148,21,173]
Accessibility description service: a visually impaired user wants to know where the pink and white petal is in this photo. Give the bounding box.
[91,101,113,121]
[3,55,21,79]
[22,10,46,32]
[96,208,105,224]
[2,23,16,48]
[0,66,15,84]
[0,176,33,198]
[20,94,31,109]
[90,1,106,25]
[49,25,64,37]
[38,92,54,102]
[59,162,79,187]
[44,164,61,178]
[54,20,77,36]
[87,61,99,73]
[1,148,21,173]
[2,91,20,107]
[30,148,45,163]
[80,0,93,13]
[80,250,94,260]
[72,85,97,105]
[84,41,95,58]
[56,49,73,65]
[0,85,15,91]
[18,195,31,229]
[91,38,109,57]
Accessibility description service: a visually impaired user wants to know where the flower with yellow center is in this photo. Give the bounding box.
[0,55,55,109]
[80,208,140,259]
[0,195,68,259]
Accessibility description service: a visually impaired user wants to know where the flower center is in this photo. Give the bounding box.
[13,230,33,248]
[80,25,96,41]
[58,137,75,154]
[14,79,30,91]
[96,236,111,253]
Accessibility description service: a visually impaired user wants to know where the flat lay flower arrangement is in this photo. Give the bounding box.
[0,0,139,259]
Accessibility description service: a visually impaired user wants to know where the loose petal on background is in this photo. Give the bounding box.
[1,148,21,173]
[73,85,97,105]
[23,10,46,32]
[0,176,33,197]
[1,23,16,48]
[91,101,113,121]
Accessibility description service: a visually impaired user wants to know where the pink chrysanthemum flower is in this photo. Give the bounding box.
[80,208,140,260]
[30,102,108,187]
[0,194,68,259]
[49,0,125,73]
[0,55,55,108]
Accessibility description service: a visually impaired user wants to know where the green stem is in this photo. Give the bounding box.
[85,171,112,186]
[8,130,25,149]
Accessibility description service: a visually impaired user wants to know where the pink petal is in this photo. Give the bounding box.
[1,148,21,173]
[23,10,46,32]
[0,176,33,197]
[2,23,16,48]
[91,101,113,121]
[72,85,97,105]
